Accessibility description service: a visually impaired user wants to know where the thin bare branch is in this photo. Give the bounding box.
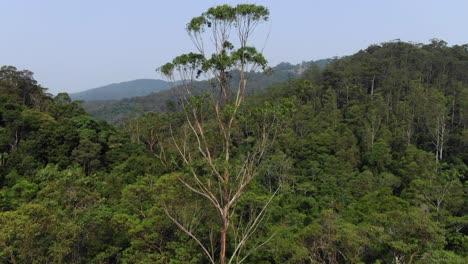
[164,207,215,264]
[228,188,280,264]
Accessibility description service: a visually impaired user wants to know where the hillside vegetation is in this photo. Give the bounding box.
[0,39,467,263]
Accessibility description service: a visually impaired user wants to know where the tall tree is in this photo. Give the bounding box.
[158,4,275,264]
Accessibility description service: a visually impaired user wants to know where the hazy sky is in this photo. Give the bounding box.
[1,0,467,94]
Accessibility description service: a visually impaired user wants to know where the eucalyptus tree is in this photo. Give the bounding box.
[158,4,277,264]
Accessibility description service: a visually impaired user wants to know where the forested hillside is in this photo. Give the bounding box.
[1,37,467,264]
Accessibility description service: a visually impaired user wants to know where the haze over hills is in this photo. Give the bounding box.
[70,79,172,101]
[80,59,333,123]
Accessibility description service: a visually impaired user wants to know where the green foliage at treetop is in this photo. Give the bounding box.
[0,40,467,263]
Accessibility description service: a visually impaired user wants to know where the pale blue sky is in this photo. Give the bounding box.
[1,0,467,94]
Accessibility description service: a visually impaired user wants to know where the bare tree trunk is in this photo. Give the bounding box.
[406,128,412,146]
[220,211,230,264]
[10,128,19,151]
[451,92,456,124]
[370,75,375,96]
[433,116,447,162]
[439,118,446,161]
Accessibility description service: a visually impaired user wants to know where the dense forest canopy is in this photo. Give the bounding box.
[1,34,467,264]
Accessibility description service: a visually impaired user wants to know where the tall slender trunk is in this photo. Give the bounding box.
[220,200,230,264]
[439,118,446,161]
[10,128,19,151]
[370,75,375,96]
[435,118,440,162]
[406,128,412,146]
[220,169,230,264]
[220,216,229,264]
[451,92,455,124]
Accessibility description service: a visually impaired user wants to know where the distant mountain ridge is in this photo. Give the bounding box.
[70,79,172,101]
[81,59,333,124]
